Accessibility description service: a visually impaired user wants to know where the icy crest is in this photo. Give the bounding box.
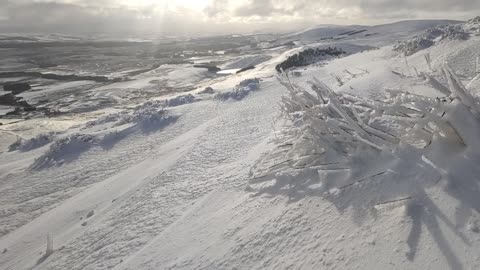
[251,68,480,212]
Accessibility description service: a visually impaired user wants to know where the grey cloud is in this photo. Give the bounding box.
[0,0,479,35]
[230,0,479,20]
[234,0,287,17]
[0,1,209,35]
[204,0,228,17]
[357,0,480,13]
[3,2,123,33]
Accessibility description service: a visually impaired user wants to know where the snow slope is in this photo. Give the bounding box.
[0,71,285,270]
[288,20,461,47]
[116,28,480,270]
[1,18,480,270]
[285,24,364,40]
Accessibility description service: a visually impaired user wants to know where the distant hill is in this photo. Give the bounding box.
[285,20,463,43]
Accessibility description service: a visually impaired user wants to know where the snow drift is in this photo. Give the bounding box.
[86,100,177,130]
[164,94,199,107]
[30,134,96,170]
[9,133,54,152]
[215,79,261,101]
[32,101,179,169]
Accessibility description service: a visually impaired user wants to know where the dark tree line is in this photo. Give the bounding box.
[276,47,346,72]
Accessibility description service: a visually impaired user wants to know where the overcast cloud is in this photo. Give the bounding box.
[0,0,478,35]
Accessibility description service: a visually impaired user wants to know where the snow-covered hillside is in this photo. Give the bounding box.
[284,20,461,46]
[1,18,480,270]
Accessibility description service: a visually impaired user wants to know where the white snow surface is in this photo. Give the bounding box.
[221,55,273,70]
[1,19,480,270]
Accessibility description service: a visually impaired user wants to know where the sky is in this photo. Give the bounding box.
[0,0,479,36]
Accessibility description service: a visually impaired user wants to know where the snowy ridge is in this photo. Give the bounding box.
[285,24,363,40]
[394,17,479,55]
[285,20,461,46]
[221,55,272,70]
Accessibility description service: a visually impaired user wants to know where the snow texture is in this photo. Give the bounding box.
[30,134,97,170]
[222,55,272,70]
[9,133,54,152]
[394,19,480,55]
[215,78,261,101]
[164,94,199,107]
[87,100,178,130]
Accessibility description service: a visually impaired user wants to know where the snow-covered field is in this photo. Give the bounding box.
[1,18,480,270]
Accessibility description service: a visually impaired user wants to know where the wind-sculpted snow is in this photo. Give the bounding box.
[30,134,97,170]
[33,101,179,169]
[215,78,261,101]
[8,132,55,152]
[86,100,178,130]
[84,113,125,128]
[394,26,467,56]
[394,18,480,56]
[165,94,199,107]
[120,101,174,126]
[102,102,179,145]
[250,70,480,265]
